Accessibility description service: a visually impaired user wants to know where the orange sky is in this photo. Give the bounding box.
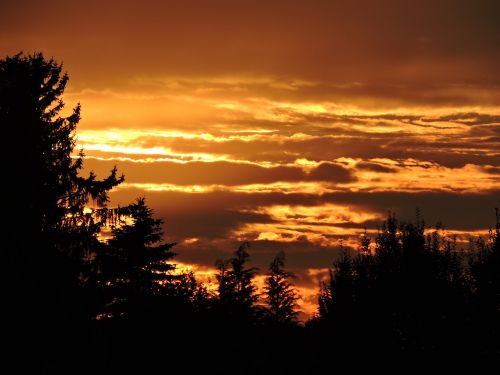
[2,0,499,317]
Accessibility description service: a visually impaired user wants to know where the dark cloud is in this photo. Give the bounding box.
[2,0,500,96]
[355,161,396,173]
[307,162,355,182]
[323,191,500,231]
[268,110,500,130]
[174,237,343,272]
[110,188,500,245]
[484,166,500,175]
[83,159,355,185]
[423,113,500,126]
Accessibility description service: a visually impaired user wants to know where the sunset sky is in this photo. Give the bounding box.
[2,0,499,316]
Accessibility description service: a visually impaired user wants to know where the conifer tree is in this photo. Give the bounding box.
[263,251,299,325]
[216,242,258,319]
[318,248,354,319]
[101,197,177,315]
[0,52,123,260]
[0,52,124,372]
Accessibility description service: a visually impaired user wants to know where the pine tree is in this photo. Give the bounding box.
[101,197,177,315]
[0,52,123,372]
[318,248,354,319]
[263,251,299,325]
[0,52,123,260]
[215,242,258,319]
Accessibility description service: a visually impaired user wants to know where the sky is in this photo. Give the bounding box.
[2,0,500,317]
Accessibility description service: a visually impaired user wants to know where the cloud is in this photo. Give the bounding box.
[109,188,500,250]
[308,162,354,182]
[322,191,500,231]
[484,166,500,174]
[73,99,500,170]
[3,0,500,99]
[355,161,396,173]
[83,159,356,185]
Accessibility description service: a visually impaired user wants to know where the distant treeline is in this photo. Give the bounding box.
[2,53,500,373]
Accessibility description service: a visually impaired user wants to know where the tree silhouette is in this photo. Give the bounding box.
[1,53,123,254]
[313,213,478,363]
[168,270,212,312]
[263,251,299,325]
[93,199,215,374]
[215,242,259,320]
[468,209,500,356]
[319,243,358,320]
[0,52,124,373]
[99,197,177,316]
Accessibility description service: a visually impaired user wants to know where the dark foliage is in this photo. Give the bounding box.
[467,208,500,356]
[263,251,299,326]
[1,52,123,373]
[215,242,259,320]
[1,53,123,250]
[310,212,499,366]
[97,197,177,316]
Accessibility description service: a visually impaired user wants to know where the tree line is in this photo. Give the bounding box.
[2,53,499,373]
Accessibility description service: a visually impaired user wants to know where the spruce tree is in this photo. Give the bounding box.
[263,251,299,325]
[216,242,258,319]
[101,197,177,315]
[0,52,123,372]
[318,248,354,319]
[0,52,123,261]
